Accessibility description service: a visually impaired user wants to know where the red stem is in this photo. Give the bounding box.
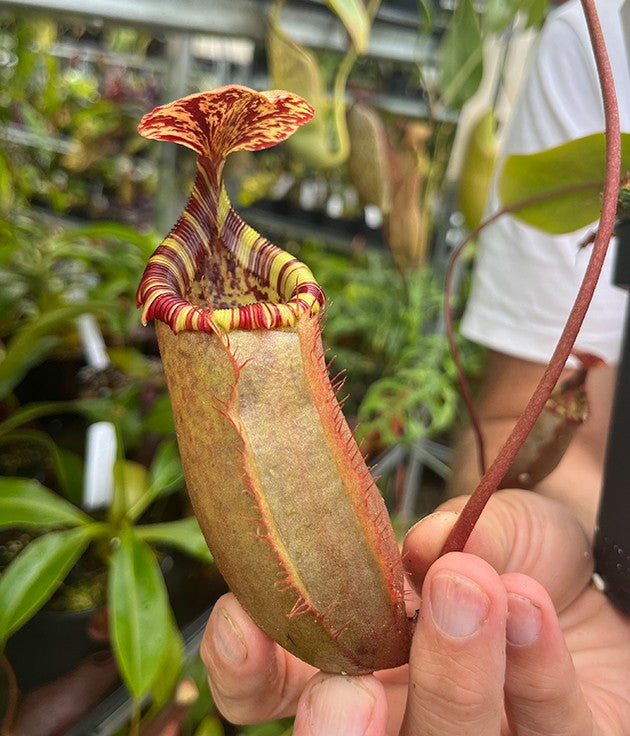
[445,184,599,479]
[442,0,622,554]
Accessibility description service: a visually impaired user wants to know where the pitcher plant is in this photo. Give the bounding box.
[136,85,412,674]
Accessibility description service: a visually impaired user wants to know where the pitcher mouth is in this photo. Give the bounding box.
[135,85,324,334]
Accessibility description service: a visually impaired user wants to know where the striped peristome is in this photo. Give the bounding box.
[137,85,323,334]
[137,180,324,334]
[136,85,412,674]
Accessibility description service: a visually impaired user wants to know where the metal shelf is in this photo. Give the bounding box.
[1,0,437,64]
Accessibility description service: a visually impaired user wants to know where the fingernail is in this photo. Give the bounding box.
[506,593,542,646]
[214,609,247,665]
[429,572,489,638]
[307,677,374,736]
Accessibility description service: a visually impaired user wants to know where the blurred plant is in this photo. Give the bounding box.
[0,16,160,222]
[0,216,210,720]
[456,108,499,231]
[267,0,380,171]
[0,212,154,354]
[0,208,221,734]
[169,648,294,736]
[0,434,213,731]
[347,104,440,269]
[297,242,483,453]
[263,0,548,271]
[435,0,548,112]
[239,721,294,736]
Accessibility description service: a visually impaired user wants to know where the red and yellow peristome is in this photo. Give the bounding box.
[137,85,411,674]
[137,85,324,334]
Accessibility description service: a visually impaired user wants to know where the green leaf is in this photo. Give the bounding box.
[111,459,150,521]
[0,525,98,644]
[524,0,548,28]
[416,0,434,33]
[439,0,483,109]
[240,719,295,736]
[0,400,82,437]
[0,429,84,503]
[147,615,184,712]
[483,0,517,33]
[135,517,213,565]
[109,528,172,700]
[149,438,184,497]
[0,476,92,529]
[0,153,14,213]
[54,447,85,505]
[499,133,630,233]
[125,440,184,522]
[483,0,548,34]
[144,393,175,435]
[0,303,104,399]
[0,334,59,399]
[108,346,157,378]
[182,652,218,732]
[325,0,372,53]
[194,716,226,736]
[70,221,157,260]
[201,717,230,736]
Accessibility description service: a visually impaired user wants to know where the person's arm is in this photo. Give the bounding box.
[449,349,616,537]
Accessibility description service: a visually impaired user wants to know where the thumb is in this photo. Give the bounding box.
[292,672,388,736]
[402,489,592,611]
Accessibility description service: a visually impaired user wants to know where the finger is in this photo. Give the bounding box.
[200,593,316,724]
[502,573,593,736]
[403,490,592,610]
[292,672,388,736]
[401,552,507,736]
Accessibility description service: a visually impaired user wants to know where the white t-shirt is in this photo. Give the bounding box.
[461,0,630,365]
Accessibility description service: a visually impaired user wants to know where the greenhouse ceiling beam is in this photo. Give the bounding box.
[3,0,436,64]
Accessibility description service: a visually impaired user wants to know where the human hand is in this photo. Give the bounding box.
[201,490,630,735]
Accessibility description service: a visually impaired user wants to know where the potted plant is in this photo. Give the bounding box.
[0,211,222,734]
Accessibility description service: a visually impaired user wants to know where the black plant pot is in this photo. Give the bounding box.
[4,606,101,692]
[593,218,630,613]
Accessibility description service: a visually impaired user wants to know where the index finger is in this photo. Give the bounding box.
[201,592,317,724]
